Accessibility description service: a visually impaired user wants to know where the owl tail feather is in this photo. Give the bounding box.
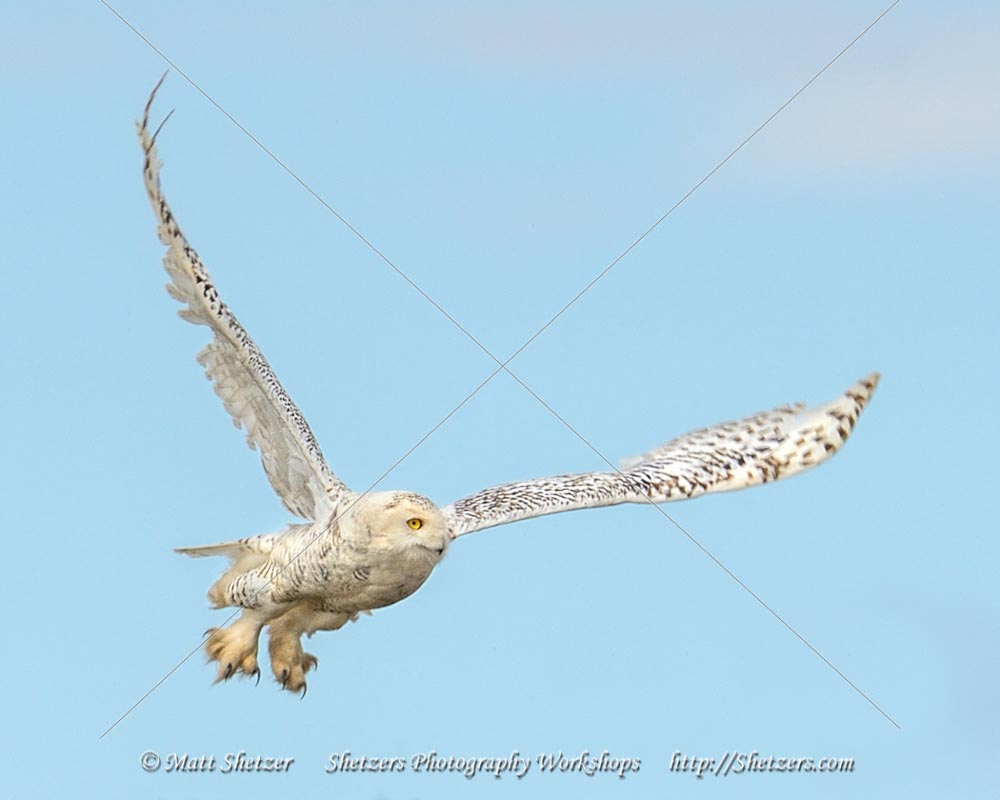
[175,541,246,559]
[175,531,277,562]
[176,535,279,609]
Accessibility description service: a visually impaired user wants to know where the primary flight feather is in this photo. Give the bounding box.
[138,80,878,693]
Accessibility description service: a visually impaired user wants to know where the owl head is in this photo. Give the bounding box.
[351,490,450,560]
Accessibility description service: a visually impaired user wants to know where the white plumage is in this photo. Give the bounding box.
[443,378,877,537]
[139,80,878,693]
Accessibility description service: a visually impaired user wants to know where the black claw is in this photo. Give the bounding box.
[223,663,234,680]
[300,684,308,700]
[280,668,289,686]
[253,669,261,687]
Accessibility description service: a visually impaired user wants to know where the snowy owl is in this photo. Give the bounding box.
[138,83,878,693]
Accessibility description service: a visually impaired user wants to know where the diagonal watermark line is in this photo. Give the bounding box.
[100,0,591,471]
[102,0,902,458]
[100,362,508,739]
[103,0,901,410]
[101,1,901,733]
[100,0,499,367]
[497,0,902,368]
[502,372,900,729]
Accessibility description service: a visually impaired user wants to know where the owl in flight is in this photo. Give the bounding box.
[138,82,878,694]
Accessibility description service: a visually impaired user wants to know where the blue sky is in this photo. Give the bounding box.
[1,1,997,797]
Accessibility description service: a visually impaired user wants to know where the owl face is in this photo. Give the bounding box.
[355,491,450,560]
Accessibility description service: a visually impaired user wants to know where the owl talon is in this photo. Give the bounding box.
[268,624,318,694]
[276,666,307,694]
[274,660,309,694]
[204,617,262,684]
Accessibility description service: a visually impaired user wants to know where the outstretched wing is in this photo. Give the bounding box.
[138,78,351,521]
[442,373,878,537]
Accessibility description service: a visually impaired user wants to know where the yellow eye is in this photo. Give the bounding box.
[407,518,423,530]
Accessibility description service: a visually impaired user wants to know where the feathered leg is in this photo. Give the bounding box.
[203,566,289,683]
[205,610,270,683]
[267,603,351,694]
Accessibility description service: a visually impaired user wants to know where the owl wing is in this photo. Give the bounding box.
[138,78,351,521]
[442,373,878,537]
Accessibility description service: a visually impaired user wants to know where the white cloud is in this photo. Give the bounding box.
[746,54,1000,175]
